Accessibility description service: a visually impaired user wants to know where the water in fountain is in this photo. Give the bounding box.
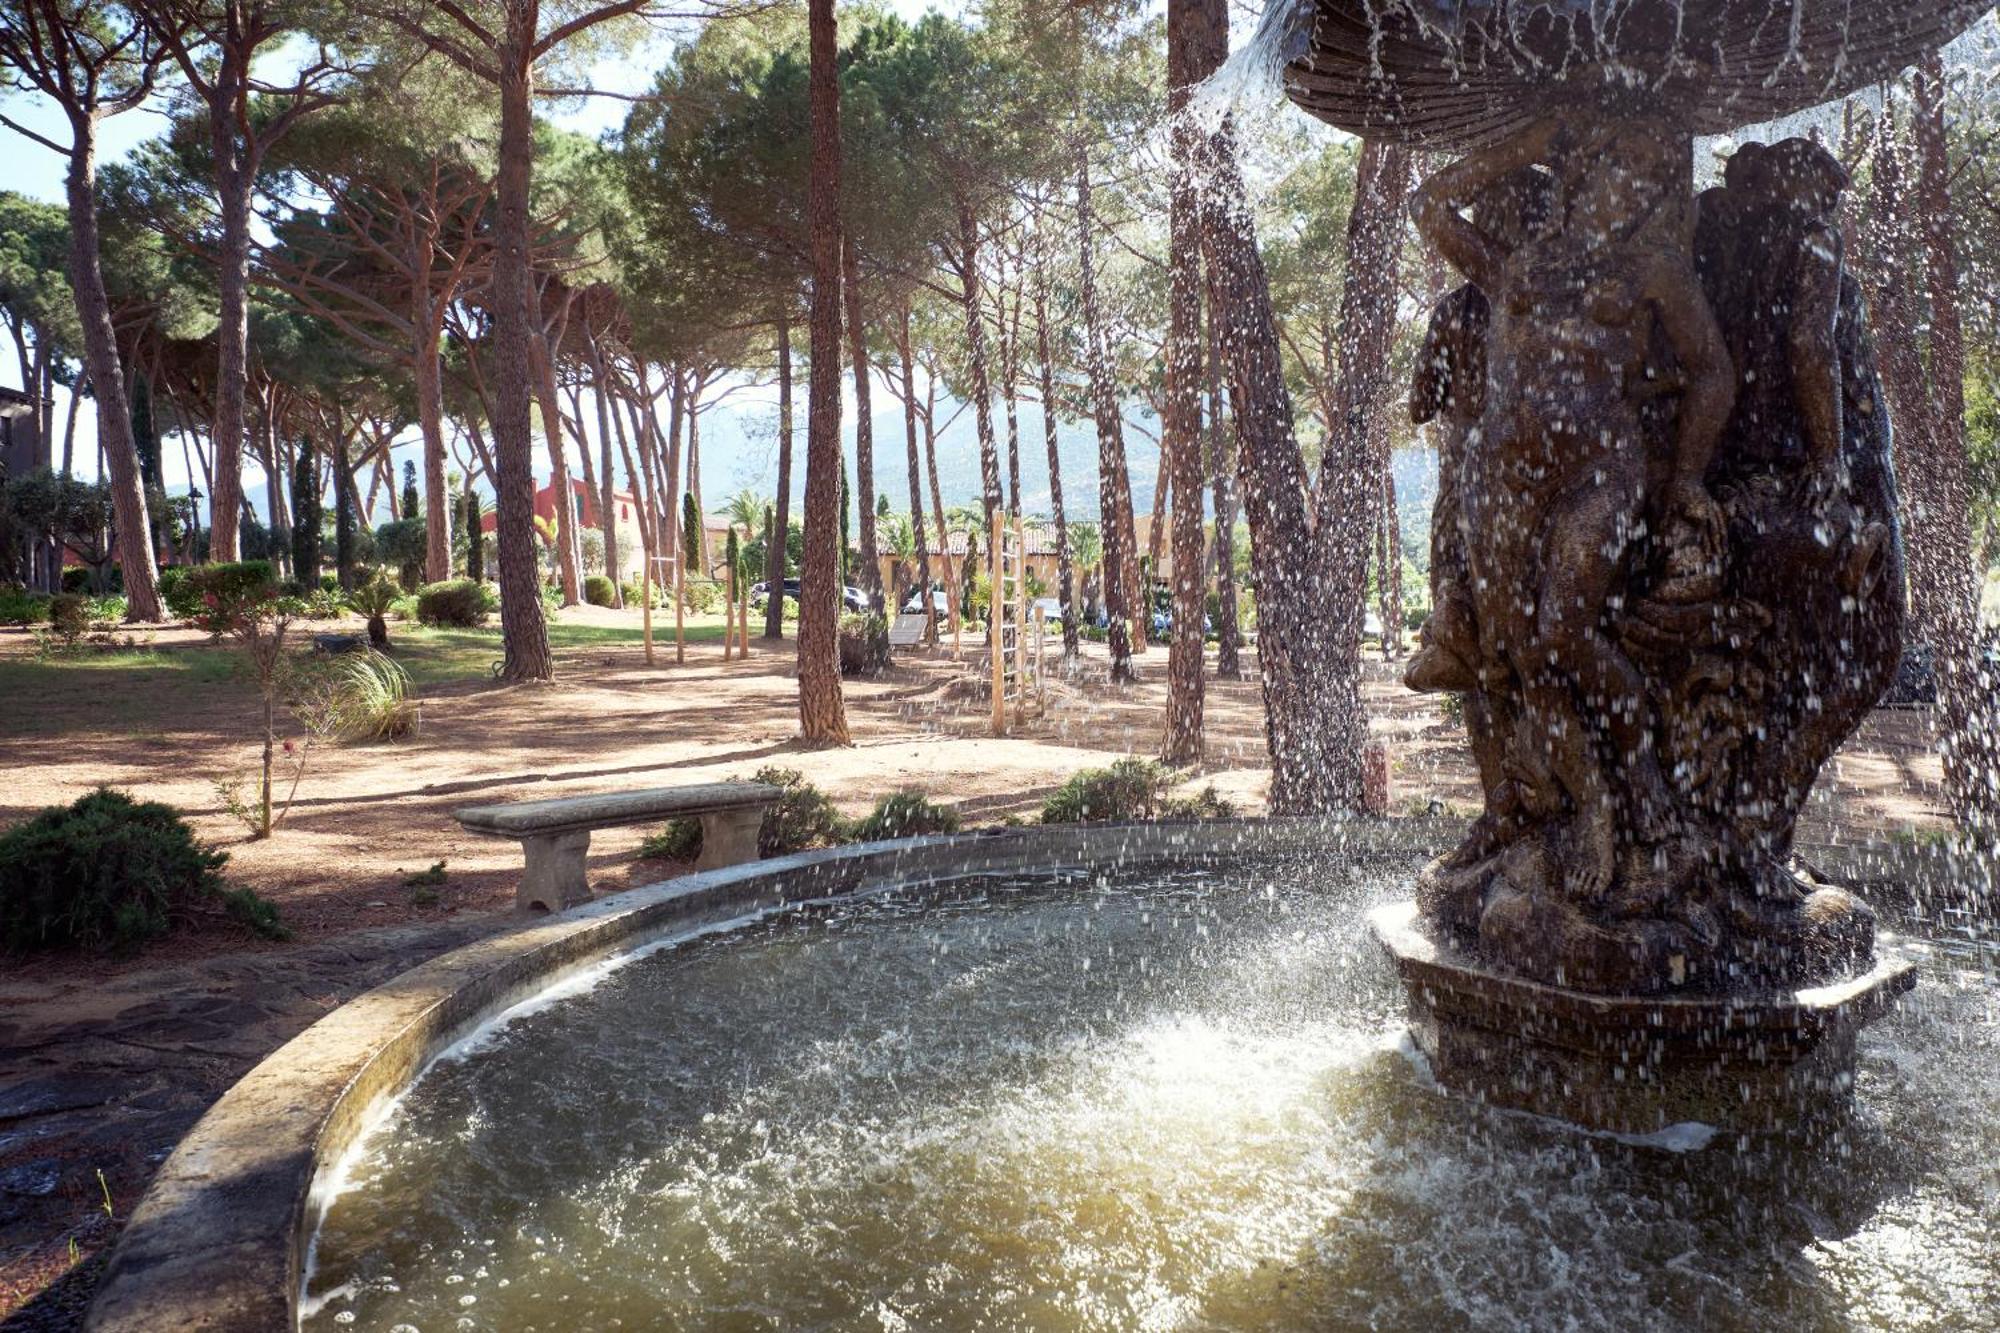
[301,856,1997,1331]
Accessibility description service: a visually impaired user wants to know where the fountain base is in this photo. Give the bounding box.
[1369,902,1916,1137]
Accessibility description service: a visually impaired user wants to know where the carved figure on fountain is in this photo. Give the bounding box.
[1406,119,1905,997]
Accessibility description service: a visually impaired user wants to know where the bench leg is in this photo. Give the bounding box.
[519,830,593,912]
[696,808,764,872]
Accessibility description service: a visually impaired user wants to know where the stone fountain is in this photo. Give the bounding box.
[1280,0,1990,1134]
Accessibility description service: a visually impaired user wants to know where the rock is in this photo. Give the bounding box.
[0,1073,122,1123]
[0,1158,61,1197]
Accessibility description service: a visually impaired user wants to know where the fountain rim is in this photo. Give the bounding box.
[79,817,1960,1332]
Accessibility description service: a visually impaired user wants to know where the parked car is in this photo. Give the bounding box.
[750,577,802,609]
[1029,596,1066,628]
[903,588,952,616]
[752,579,869,614]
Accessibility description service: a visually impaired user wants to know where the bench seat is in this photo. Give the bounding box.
[456,782,781,911]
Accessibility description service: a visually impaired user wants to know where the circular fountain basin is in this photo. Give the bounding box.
[88,823,1996,1331]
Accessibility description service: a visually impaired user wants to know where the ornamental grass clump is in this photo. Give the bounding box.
[294,648,419,743]
[0,789,285,953]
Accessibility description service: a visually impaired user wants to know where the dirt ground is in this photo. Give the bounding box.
[0,608,1952,1327]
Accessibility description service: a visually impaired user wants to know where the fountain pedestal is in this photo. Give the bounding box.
[1369,903,1916,1136]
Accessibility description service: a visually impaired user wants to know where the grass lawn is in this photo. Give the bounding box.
[0,613,735,735]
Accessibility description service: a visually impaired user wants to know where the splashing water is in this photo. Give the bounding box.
[303,857,1998,1331]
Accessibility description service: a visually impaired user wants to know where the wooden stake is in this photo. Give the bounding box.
[674,557,685,665]
[990,508,1005,737]
[642,555,655,667]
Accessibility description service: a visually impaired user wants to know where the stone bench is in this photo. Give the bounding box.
[455,782,781,912]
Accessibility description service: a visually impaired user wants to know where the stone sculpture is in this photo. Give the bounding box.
[1404,116,1904,997]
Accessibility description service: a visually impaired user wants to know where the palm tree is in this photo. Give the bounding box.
[725,490,765,559]
[1069,521,1104,621]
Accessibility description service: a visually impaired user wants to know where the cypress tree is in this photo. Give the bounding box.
[290,439,321,586]
[130,374,162,491]
[334,441,356,590]
[401,460,420,520]
[466,490,484,582]
[681,491,700,576]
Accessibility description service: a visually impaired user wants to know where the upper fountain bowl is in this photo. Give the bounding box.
[1282,0,1992,148]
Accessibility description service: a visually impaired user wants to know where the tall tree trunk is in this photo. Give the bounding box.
[898,303,935,638]
[923,374,959,641]
[532,327,582,605]
[798,0,850,744]
[842,234,882,605]
[63,113,161,620]
[998,276,1022,514]
[1206,270,1244,680]
[591,365,622,604]
[1184,0,1356,812]
[1032,239,1079,662]
[1908,62,1996,837]
[1163,13,1207,762]
[1380,453,1404,657]
[415,315,452,583]
[1075,154,1135,680]
[491,26,554,681]
[205,42,252,565]
[61,375,80,476]
[767,317,795,639]
[957,195,1007,672]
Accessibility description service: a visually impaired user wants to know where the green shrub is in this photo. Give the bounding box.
[640,818,704,862]
[850,791,960,841]
[1160,784,1237,821]
[46,593,89,646]
[60,566,91,593]
[374,517,428,589]
[0,789,285,953]
[751,766,849,855]
[838,611,890,676]
[158,566,202,618]
[620,579,663,610]
[188,561,276,637]
[584,574,618,608]
[87,594,126,624]
[683,580,725,615]
[1040,758,1180,825]
[0,588,51,626]
[416,579,493,628]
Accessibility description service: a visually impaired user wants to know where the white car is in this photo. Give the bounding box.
[903,589,952,615]
[1030,597,1066,627]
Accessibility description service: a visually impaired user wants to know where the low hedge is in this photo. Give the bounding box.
[416,579,495,628]
[0,789,285,953]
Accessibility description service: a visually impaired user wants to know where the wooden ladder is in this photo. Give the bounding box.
[988,510,1043,737]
